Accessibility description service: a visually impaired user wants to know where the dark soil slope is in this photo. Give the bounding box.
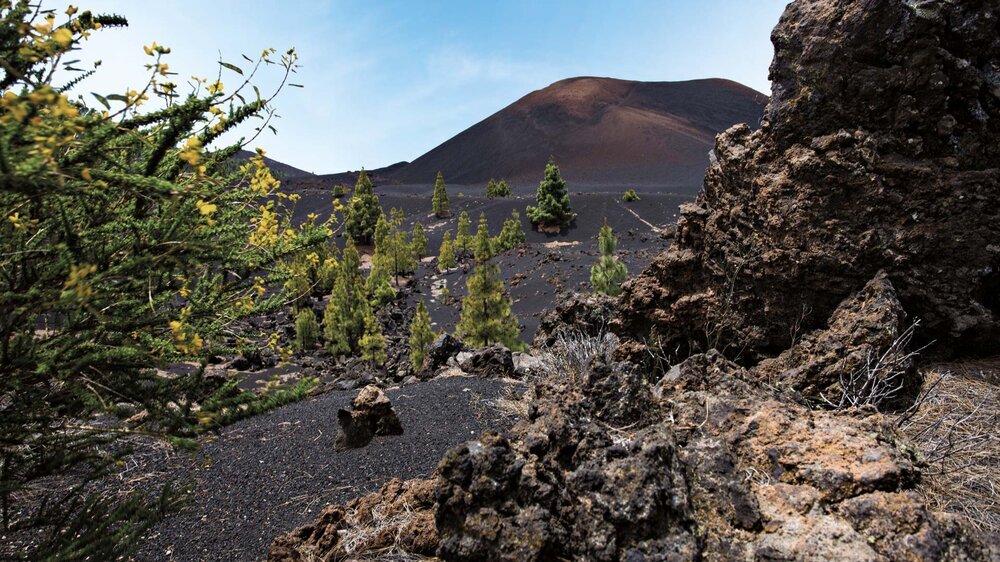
[390,77,767,192]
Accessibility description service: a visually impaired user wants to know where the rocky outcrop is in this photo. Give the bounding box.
[433,352,996,561]
[533,293,617,348]
[753,272,919,407]
[456,345,515,378]
[335,385,403,450]
[268,478,437,561]
[620,0,1000,358]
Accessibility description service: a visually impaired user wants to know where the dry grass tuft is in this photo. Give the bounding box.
[897,365,999,535]
[335,503,434,562]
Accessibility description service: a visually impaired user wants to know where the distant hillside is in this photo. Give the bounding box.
[389,77,767,191]
[234,149,315,179]
[284,162,409,191]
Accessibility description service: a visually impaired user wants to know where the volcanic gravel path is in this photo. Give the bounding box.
[134,376,515,561]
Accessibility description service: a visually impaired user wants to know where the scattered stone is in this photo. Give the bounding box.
[512,352,545,378]
[421,334,466,373]
[458,345,514,378]
[335,385,403,450]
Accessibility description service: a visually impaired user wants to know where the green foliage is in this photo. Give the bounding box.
[333,183,347,197]
[438,230,457,272]
[409,300,435,371]
[526,157,574,229]
[457,221,524,349]
[366,263,396,306]
[294,308,320,351]
[374,208,416,283]
[345,170,381,244]
[456,210,472,256]
[0,4,319,558]
[486,178,512,198]
[623,188,640,202]
[493,209,526,253]
[323,239,368,354]
[373,210,390,250]
[359,308,387,365]
[474,212,493,261]
[411,222,428,258]
[432,171,450,218]
[457,258,525,350]
[590,221,628,296]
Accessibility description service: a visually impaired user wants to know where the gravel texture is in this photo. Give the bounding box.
[134,375,515,561]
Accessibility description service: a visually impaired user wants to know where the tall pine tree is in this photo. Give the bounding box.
[438,230,457,272]
[590,221,628,296]
[408,300,435,371]
[432,171,450,218]
[474,212,493,260]
[456,221,524,350]
[324,239,368,354]
[411,222,428,258]
[345,170,382,245]
[359,307,387,365]
[456,210,472,257]
[526,157,574,230]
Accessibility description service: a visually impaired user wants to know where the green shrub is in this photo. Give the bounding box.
[294,308,320,350]
[526,157,574,230]
[623,189,640,202]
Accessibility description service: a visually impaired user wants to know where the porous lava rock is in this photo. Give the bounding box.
[620,0,1000,358]
[421,334,466,374]
[753,271,919,406]
[334,385,403,450]
[268,478,437,561]
[457,344,515,378]
[432,352,996,561]
[533,293,617,348]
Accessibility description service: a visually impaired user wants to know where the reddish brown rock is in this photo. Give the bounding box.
[335,385,403,450]
[619,0,1000,359]
[752,272,919,406]
[268,478,437,561]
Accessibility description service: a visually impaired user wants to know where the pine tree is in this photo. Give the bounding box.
[324,239,367,354]
[367,263,396,305]
[438,230,457,272]
[359,308,387,365]
[486,178,511,198]
[432,171,450,218]
[456,210,472,257]
[526,157,574,230]
[373,210,390,250]
[411,222,428,258]
[294,308,320,351]
[345,170,382,245]
[590,221,628,296]
[494,209,526,252]
[409,300,435,371]
[456,223,524,350]
[474,212,493,261]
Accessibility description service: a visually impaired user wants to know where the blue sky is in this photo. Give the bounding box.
[70,1,788,173]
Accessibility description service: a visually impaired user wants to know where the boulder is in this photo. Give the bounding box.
[619,0,1000,358]
[334,385,403,450]
[421,334,466,374]
[457,344,515,378]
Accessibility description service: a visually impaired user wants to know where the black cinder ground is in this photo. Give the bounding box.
[135,376,515,561]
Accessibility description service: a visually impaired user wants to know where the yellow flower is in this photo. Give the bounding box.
[66,5,78,16]
[52,28,72,48]
[63,263,98,300]
[195,200,217,216]
[207,81,224,95]
[178,137,202,166]
[80,168,92,181]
